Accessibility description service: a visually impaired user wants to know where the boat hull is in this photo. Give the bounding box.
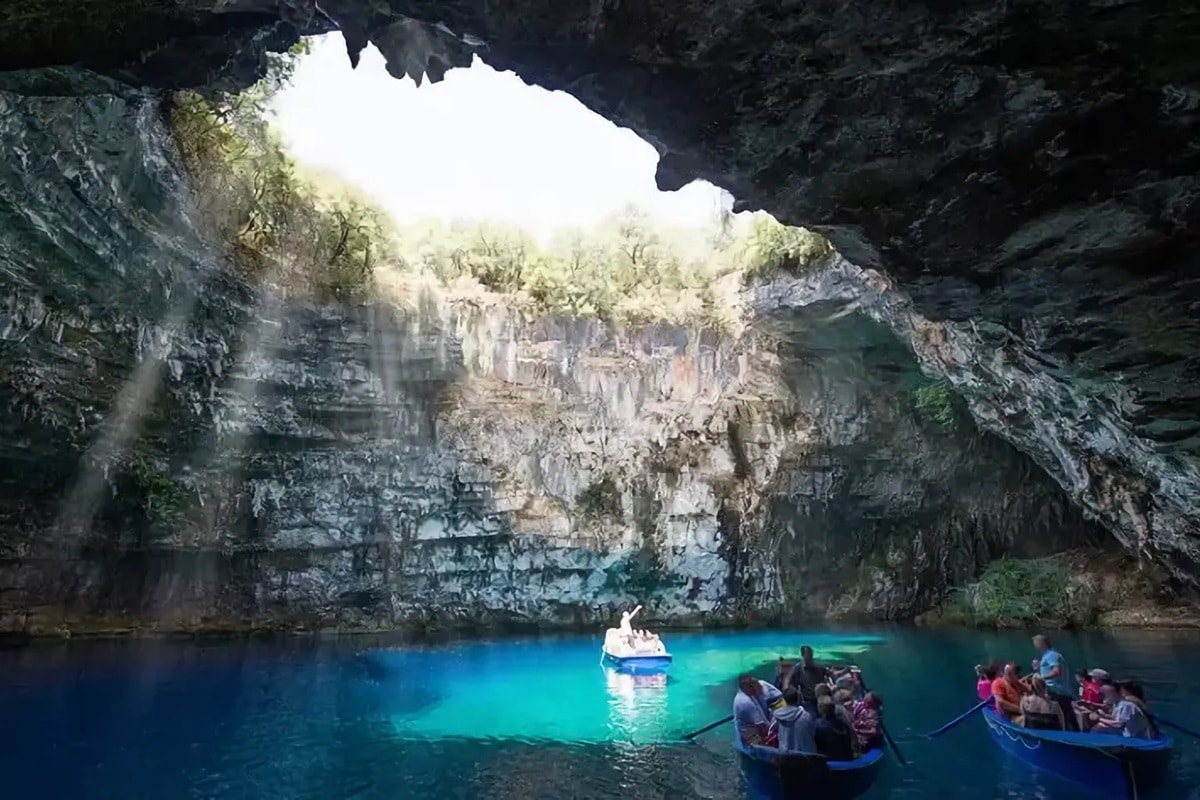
[600,650,672,673]
[982,707,1173,799]
[734,736,885,800]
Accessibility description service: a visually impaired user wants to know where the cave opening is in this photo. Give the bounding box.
[0,25,1178,640]
[3,4,1200,799]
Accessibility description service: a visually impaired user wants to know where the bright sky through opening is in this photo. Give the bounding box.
[271,33,730,240]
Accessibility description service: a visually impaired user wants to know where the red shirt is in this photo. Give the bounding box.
[1081,679,1103,704]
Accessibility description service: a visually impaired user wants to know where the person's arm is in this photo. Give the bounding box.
[994,688,1020,716]
[630,605,642,619]
[785,662,802,689]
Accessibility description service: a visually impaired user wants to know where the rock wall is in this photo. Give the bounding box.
[5,0,1195,597]
[0,72,1104,633]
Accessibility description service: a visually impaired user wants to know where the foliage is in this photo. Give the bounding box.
[393,209,830,330]
[944,557,1097,627]
[738,216,833,279]
[911,380,958,429]
[168,40,393,302]
[128,456,188,530]
[577,475,623,520]
[169,41,832,324]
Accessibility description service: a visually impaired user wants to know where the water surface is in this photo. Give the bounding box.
[2,627,1198,799]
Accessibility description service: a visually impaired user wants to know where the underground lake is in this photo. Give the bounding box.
[2,628,1199,800]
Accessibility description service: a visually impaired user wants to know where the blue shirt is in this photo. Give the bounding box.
[1039,648,1070,696]
[1114,699,1151,738]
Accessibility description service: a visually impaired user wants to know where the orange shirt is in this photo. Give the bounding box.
[992,676,1022,709]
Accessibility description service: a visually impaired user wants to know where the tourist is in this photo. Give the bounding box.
[1019,675,1065,730]
[992,662,1025,719]
[833,688,857,733]
[814,695,854,761]
[618,605,641,645]
[834,669,859,694]
[1033,634,1078,731]
[786,646,850,710]
[772,686,817,753]
[852,691,884,752]
[976,664,999,701]
[1122,681,1160,737]
[733,673,784,746]
[1072,668,1108,730]
[1091,681,1152,738]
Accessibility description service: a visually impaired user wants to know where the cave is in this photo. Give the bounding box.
[0,1,1198,639]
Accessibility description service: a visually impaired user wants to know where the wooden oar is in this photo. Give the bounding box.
[925,697,992,738]
[856,673,909,767]
[1150,713,1200,741]
[683,714,733,740]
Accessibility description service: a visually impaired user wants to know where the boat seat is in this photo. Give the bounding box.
[1022,711,1064,731]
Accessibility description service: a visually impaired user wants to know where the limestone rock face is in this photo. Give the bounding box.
[1,0,1196,591]
[0,76,1100,631]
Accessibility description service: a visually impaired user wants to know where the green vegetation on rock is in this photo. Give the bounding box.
[168,41,394,302]
[391,207,830,329]
[911,380,958,429]
[167,41,833,327]
[939,557,1098,628]
[128,455,188,532]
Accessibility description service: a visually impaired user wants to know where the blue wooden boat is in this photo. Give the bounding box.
[600,649,672,673]
[981,707,1173,798]
[734,734,885,800]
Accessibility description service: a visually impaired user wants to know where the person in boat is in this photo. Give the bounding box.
[734,673,785,746]
[1076,668,1107,705]
[976,663,1000,701]
[1019,675,1065,730]
[1072,668,1108,729]
[992,662,1027,719]
[814,695,855,760]
[834,668,860,694]
[618,605,642,643]
[771,686,817,753]
[1092,680,1153,738]
[851,691,883,752]
[785,646,851,710]
[1033,634,1078,731]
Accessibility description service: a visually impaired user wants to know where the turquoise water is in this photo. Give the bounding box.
[360,631,883,743]
[1,628,1199,799]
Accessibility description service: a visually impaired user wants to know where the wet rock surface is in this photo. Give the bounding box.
[0,77,1104,632]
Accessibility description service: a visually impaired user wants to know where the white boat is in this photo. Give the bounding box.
[601,627,672,673]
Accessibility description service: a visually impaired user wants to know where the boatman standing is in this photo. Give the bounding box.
[1033,634,1078,731]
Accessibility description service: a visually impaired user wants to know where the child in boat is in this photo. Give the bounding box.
[851,691,884,752]
[976,663,1000,701]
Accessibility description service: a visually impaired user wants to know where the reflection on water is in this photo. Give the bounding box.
[0,628,1198,800]
[604,668,669,736]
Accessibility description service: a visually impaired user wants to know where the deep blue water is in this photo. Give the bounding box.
[1,628,1198,800]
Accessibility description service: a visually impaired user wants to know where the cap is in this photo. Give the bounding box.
[1088,668,1111,680]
